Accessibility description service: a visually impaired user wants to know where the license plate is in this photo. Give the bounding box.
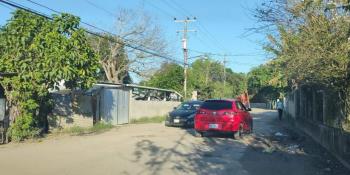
[209,124,218,129]
[174,119,180,123]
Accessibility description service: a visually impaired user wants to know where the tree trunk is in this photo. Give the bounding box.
[8,102,20,125]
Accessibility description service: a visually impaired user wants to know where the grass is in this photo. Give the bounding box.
[62,122,114,135]
[130,116,166,124]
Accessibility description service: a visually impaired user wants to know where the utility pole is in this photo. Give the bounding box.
[174,17,196,99]
[223,54,227,87]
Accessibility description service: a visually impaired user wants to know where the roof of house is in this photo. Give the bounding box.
[95,82,183,97]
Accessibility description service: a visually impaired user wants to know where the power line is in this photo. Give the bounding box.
[0,1,13,10]
[188,49,265,57]
[23,0,181,63]
[157,1,222,60]
[166,0,192,16]
[25,0,114,35]
[26,0,175,62]
[195,22,228,52]
[145,0,174,19]
[164,0,228,52]
[0,0,182,64]
[147,0,227,62]
[162,0,188,17]
[84,0,115,17]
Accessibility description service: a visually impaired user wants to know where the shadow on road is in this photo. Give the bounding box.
[132,109,350,175]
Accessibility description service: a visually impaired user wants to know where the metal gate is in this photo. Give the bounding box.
[100,88,129,125]
[0,98,6,143]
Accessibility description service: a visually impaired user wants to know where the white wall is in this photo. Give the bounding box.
[129,100,181,120]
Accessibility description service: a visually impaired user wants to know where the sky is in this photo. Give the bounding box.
[0,0,268,76]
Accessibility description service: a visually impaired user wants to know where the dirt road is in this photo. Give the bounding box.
[0,108,349,175]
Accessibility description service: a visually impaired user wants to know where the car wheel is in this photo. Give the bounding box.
[234,124,243,139]
[195,131,204,137]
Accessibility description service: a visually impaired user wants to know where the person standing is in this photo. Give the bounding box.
[276,99,284,120]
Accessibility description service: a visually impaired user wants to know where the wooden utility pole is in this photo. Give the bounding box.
[223,54,227,87]
[175,17,196,99]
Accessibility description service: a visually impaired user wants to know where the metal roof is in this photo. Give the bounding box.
[95,82,183,98]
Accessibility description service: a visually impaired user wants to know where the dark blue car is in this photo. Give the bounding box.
[165,100,203,128]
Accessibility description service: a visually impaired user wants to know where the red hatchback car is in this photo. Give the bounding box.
[194,99,253,139]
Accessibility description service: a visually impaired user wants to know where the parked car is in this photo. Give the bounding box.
[165,100,203,128]
[194,99,253,139]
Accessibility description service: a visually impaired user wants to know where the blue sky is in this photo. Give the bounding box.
[0,0,268,74]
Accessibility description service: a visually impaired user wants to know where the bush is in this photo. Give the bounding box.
[64,122,114,135]
[7,114,41,142]
[130,116,165,124]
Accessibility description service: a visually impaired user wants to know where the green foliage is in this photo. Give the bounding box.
[256,0,350,127]
[143,63,184,93]
[247,64,286,102]
[188,58,247,99]
[263,1,350,90]
[7,114,40,142]
[130,116,166,124]
[0,10,99,141]
[143,57,247,100]
[63,122,114,135]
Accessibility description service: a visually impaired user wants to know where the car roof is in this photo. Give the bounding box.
[204,99,237,103]
[183,100,203,104]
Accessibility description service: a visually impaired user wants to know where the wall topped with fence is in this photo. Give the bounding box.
[284,85,350,169]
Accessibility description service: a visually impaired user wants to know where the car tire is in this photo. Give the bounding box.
[195,131,204,137]
[234,124,243,139]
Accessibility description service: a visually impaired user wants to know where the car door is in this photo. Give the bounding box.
[235,101,250,130]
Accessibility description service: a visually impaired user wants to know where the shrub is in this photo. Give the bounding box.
[7,114,41,142]
[130,116,165,124]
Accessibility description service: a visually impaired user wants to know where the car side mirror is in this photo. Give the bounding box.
[246,108,252,111]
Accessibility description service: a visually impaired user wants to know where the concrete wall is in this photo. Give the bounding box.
[284,86,350,169]
[129,99,181,120]
[250,103,268,109]
[48,114,93,129]
[49,93,93,130]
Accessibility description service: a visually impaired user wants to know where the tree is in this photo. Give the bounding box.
[188,57,246,99]
[143,57,247,100]
[142,62,184,93]
[0,10,99,141]
[89,9,168,84]
[254,0,350,127]
[88,34,131,84]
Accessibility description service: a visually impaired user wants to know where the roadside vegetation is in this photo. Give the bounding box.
[130,116,166,124]
[142,58,247,100]
[0,10,99,142]
[252,0,350,131]
[0,8,168,142]
[58,122,114,136]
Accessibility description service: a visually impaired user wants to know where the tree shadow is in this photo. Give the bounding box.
[131,109,350,175]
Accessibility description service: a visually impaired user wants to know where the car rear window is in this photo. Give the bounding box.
[201,100,232,110]
[177,103,202,110]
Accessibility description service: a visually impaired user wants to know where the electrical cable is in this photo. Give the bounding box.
[0,0,182,64]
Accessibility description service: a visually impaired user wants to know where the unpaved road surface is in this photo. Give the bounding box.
[0,108,349,175]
